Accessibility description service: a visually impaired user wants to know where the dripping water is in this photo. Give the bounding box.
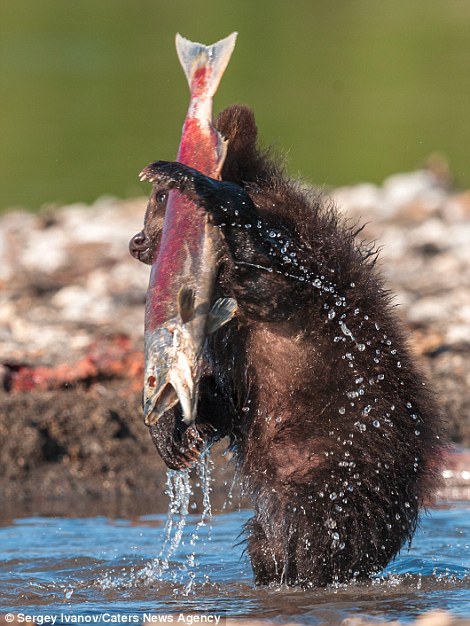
[183,449,214,595]
[98,447,215,591]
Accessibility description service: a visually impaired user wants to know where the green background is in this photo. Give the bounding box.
[1,0,469,211]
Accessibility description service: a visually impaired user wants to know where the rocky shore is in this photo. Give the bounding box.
[1,167,469,513]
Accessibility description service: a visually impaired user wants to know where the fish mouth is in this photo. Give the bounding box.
[142,298,237,427]
[143,326,199,427]
[143,380,179,426]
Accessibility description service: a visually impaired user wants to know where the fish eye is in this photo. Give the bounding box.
[156,191,167,205]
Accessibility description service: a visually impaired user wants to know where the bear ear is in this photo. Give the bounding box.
[216,104,258,149]
[216,104,280,185]
[216,105,259,184]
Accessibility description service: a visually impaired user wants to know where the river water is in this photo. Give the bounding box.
[1,466,469,625]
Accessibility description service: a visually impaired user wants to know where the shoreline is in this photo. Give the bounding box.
[1,169,469,508]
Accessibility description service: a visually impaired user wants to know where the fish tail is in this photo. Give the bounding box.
[175,32,237,99]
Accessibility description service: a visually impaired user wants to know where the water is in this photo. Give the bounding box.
[1,487,469,624]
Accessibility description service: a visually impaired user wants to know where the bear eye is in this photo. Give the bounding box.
[156,191,168,206]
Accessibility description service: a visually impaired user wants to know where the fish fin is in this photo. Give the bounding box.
[206,297,238,334]
[178,287,196,324]
[175,32,237,100]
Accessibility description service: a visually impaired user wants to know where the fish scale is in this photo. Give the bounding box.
[140,33,238,426]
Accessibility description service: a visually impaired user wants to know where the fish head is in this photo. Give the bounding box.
[143,292,238,428]
[143,322,200,427]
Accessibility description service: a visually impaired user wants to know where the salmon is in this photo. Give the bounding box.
[139,33,238,426]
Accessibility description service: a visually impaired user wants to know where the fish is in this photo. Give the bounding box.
[139,33,238,427]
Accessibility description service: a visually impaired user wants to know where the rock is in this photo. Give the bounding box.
[0,170,469,504]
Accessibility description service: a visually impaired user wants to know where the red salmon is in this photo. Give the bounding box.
[139,33,238,426]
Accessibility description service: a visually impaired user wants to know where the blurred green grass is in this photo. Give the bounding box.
[1,0,469,211]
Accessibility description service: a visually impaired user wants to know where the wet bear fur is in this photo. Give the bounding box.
[130,105,442,588]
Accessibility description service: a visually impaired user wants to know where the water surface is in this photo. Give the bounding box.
[1,498,469,624]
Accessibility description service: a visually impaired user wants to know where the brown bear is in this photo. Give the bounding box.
[129,105,442,588]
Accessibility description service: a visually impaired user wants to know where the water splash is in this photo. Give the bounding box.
[158,469,193,570]
[183,450,214,595]
[98,449,215,592]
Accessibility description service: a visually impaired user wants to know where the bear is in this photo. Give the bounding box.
[129,104,442,588]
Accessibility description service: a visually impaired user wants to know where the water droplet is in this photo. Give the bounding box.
[362,405,372,416]
[373,420,381,428]
[339,321,355,341]
[357,343,366,351]
[328,309,336,320]
[377,373,385,381]
[330,492,337,501]
[354,421,366,432]
[339,407,346,415]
